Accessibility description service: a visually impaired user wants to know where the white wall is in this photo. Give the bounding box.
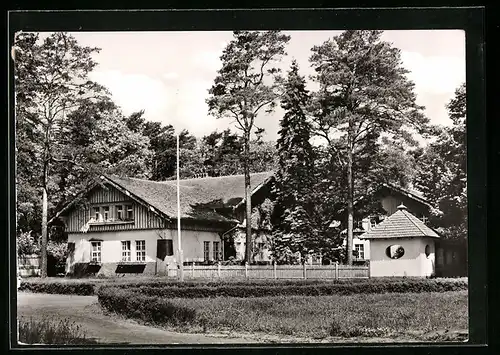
[67,228,221,272]
[420,238,436,277]
[369,237,435,277]
[342,236,371,260]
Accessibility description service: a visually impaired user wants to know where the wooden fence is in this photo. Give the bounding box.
[17,255,41,277]
[166,262,370,280]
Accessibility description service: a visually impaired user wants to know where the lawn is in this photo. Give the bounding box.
[159,291,468,340]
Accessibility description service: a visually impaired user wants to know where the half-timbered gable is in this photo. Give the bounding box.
[64,184,167,233]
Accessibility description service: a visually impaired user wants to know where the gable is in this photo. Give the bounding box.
[377,189,431,217]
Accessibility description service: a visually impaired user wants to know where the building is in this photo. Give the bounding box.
[52,172,272,276]
[360,203,440,277]
[333,182,433,264]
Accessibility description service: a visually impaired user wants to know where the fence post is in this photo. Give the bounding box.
[245,262,249,279]
[191,262,194,278]
[367,260,371,279]
[303,262,307,280]
[335,261,339,279]
[217,262,221,278]
[273,261,277,280]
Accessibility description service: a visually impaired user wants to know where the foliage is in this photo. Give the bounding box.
[14,32,156,273]
[99,278,467,299]
[179,129,277,179]
[18,280,95,295]
[414,83,467,240]
[309,30,427,264]
[17,231,40,256]
[97,287,196,325]
[46,241,68,264]
[18,317,98,344]
[137,116,196,181]
[206,30,291,263]
[272,60,319,262]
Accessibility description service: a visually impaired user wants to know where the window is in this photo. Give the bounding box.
[386,245,405,259]
[156,239,173,260]
[103,206,110,221]
[370,217,377,228]
[213,241,220,261]
[355,244,365,259]
[204,241,210,262]
[116,205,123,220]
[121,241,131,261]
[91,241,101,262]
[136,240,146,262]
[425,244,431,258]
[126,205,134,221]
[93,207,101,221]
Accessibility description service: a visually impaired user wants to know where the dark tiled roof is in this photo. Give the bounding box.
[360,205,440,239]
[105,172,273,223]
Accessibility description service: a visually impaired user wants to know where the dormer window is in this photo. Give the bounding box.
[93,207,102,222]
[116,205,123,221]
[126,205,134,221]
[103,206,110,221]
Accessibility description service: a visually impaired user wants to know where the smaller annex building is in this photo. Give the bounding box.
[361,203,440,277]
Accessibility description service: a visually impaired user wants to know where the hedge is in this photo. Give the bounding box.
[97,287,196,325]
[100,279,467,299]
[19,277,467,296]
[18,281,95,296]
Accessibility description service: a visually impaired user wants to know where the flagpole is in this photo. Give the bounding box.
[177,133,184,281]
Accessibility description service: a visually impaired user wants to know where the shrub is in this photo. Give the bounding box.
[110,279,467,298]
[20,277,468,296]
[18,281,95,295]
[97,287,196,325]
[18,317,98,344]
[47,241,68,265]
[17,232,39,256]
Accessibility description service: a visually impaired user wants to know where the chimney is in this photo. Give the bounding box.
[361,218,370,231]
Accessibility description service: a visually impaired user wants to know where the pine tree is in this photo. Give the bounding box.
[415,83,466,240]
[272,60,316,263]
[207,31,290,264]
[309,30,427,264]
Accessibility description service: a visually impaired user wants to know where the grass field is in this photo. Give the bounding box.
[158,291,468,340]
[18,317,98,345]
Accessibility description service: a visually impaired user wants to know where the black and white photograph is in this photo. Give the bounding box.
[9,9,482,347]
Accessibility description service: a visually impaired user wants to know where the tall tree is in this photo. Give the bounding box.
[207,31,290,264]
[133,115,196,181]
[309,30,427,265]
[272,60,316,262]
[415,83,466,240]
[14,32,107,277]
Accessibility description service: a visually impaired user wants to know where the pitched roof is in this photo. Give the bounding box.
[360,204,440,239]
[103,172,273,223]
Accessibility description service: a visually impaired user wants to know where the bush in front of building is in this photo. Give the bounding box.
[97,287,196,325]
[103,278,468,298]
[19,276,467,296]
[18,280,95,295]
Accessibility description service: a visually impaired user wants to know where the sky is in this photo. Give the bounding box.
[65,30,465,141]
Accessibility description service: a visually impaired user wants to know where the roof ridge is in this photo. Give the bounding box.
[109,171,274,184]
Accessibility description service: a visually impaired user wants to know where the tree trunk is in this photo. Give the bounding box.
[244,134,253,265]
[346,146,354,266]
[40,184,48,278]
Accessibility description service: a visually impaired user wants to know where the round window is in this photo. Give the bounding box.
[425,245,431,258]
[385,245,405,259]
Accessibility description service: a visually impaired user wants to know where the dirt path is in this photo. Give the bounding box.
[16,292,260,345]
